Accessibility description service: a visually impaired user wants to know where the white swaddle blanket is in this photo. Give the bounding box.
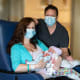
[61,59,80,68]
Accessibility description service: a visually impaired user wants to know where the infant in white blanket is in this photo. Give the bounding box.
[26,46,80,78]
[26,46,62,75]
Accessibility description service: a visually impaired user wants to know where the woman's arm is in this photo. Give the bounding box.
[15,64,28,72]
[11,44,46,72]
[15,59,46,72]
[15,64,35,72]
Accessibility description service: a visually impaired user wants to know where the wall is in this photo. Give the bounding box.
[24,0,71,23]
[71,0,80,60]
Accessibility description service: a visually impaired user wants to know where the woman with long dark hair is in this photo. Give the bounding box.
[7,17,48,72]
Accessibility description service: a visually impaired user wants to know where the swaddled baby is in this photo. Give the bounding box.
[43,46,62,76]
[26,46,62,76]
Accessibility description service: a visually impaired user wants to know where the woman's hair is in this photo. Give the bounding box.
[7,17,38,54]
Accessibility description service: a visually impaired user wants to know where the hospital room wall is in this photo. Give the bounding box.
[71,0,80,60]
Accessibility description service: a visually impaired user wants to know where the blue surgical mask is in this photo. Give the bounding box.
[25,29,36,39]
[44,16,56,27]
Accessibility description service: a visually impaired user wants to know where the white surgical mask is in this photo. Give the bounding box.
[44,16,56,27]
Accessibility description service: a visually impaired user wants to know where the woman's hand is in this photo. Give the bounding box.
[35,59,46,69]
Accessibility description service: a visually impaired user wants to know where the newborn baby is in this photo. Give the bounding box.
[26,46,80,79]
[26,46,62,76]
[43,46,62,75]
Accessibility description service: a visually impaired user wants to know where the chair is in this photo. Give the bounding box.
[0,20,44,80]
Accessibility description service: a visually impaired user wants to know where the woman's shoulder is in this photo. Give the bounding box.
[11,43,23,50]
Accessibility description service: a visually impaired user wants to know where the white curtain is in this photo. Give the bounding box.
[9,0,24,21]
[0,0,24,21]
[0,0,10,20]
